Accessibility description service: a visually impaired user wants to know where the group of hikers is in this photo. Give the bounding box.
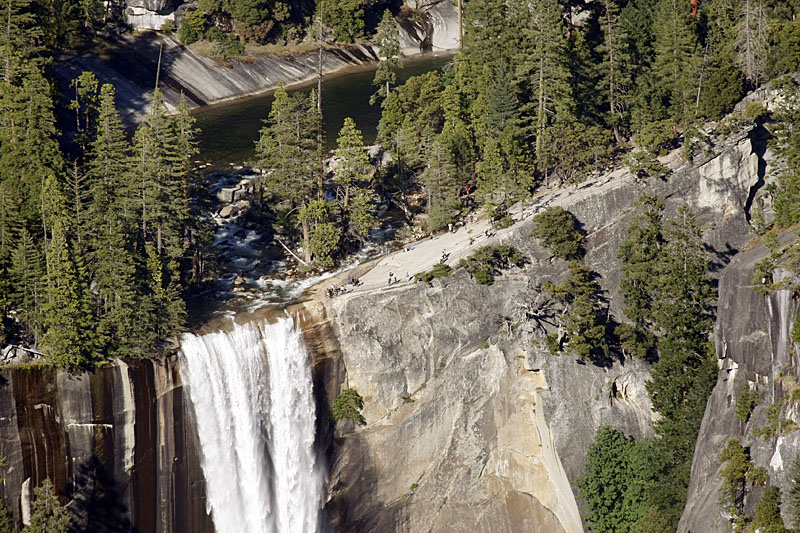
[387,271,411,285]
[326,275,361,298]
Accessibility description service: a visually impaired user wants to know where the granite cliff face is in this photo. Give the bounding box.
[0,359,211,532]
[678,240,800,532]
[313,123,767,531]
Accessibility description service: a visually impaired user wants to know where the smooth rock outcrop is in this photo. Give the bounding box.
[0,359,211,533]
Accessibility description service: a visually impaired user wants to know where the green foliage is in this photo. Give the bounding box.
[531,206,584,260]
[754,398,791,442]
[178,10,207,45]
[787,455,800,529]
[160,19,175,33]
[458,245,524,285]
[719,439,754,517]
[748,465,769,486]
[416,263,452,284]
[544,261,609,362]
[617,194,665,358]
[23,478,69,533]
[371,10,401,107]
[332,388,365,425]
[255,83,319,263]
[318,0,367,43]
[334,117,375,241]
[207,31,246,59]
[576,427,651,532]
[299,200,340,267]
[752,486,788,533]
[624,150,670,181]
[769,81,800,228]
[735,386,759,422]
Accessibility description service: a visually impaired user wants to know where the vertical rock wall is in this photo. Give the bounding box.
[0,359,212,533]
[679,241,800,532]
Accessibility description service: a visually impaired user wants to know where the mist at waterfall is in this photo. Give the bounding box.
[179,317,323,533]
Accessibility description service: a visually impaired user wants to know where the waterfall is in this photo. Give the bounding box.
[179,317,323,533]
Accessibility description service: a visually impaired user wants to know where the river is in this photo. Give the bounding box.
[193,52,455,167]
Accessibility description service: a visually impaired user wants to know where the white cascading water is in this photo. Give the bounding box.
[179,316,322,533]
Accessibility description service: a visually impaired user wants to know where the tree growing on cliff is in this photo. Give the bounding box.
[770,81,800,228]
[751,486,788,532]
[718,439,754,522]
[577,427,651,533]
[787,455,800,528]
[332,387,365,425]
[616,194,665,359]
[543,260,609,362]
[531,206,585,260]
[648,206,716,423]
[22,478,69,533]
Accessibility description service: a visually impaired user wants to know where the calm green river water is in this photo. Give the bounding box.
[193,52,454,167]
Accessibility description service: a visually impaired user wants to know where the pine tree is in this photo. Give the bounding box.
[771,84,800,227]
[334,117,370,210]
[318,0,366,43]
[736,0,769,86]
[174,94,199,212]
[298,200,340,267]
[22,478,69,533]
[255,83,318,262]
[577,427,651,533]
[599,0,633,142]
[68,70,99,163]
[371,10,402,107]
[513,0,574,171]
[420,136,460,232]
[649,205,716,422]
[0,180,20,263]
[695,0,744,119]
[650,0,702,125]
[132,89,185,263]
[0,0,45,84]
[463,0,513,71]
[751,486,788,532]
[143,241,185,346]
[65,161,91,251]
[41,176,95,372]
[333,117,375,240]
[87,84,134,227]
[617,194,665,358]
[544,260,609,362]
[787,455,800,529]
[484,61,518,137]
[9,227,44,342]
[0,67,64,235]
